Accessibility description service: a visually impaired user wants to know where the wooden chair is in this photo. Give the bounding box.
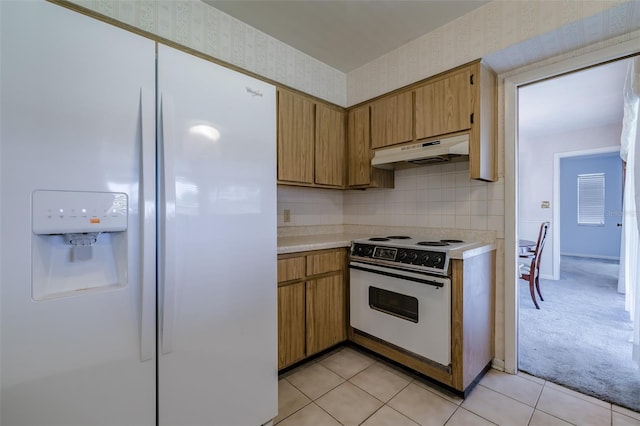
[519,222,550,309]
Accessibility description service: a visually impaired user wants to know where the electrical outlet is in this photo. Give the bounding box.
[541,201,550,209]
[283,209,291,223]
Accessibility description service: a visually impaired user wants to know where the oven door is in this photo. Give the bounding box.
[349,261,451,366]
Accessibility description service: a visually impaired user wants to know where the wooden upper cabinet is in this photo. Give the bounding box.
[277,88,314,184]
[315,103,345,187]
[370,91,413,149]
[347,106,371,186]
[347,105,394,188]
[277,88,346,188]
[415,69,472,140]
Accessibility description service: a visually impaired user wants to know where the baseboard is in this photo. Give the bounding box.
[560,253,620,261]
[491,358,505,372]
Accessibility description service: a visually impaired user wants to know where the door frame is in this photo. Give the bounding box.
[503,38,640,374]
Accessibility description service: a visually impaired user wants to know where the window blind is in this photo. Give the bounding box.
[577,173,605,225]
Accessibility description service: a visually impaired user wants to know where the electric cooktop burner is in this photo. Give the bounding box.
[417,241,449,246]
[386,235,411,239]
[369,237,390,241]
[441,239,463,243]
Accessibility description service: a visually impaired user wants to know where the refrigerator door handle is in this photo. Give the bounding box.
[159,93,177,355]
[139,88,156,362]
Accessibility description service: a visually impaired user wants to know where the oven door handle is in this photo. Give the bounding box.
[349,263,444,288]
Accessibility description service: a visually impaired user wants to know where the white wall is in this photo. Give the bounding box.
[519,123,622,278]
[347,1,640,106]
[67,0,347,106]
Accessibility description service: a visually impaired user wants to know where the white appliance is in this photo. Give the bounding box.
[349,236,474,366]
[0,2,277,425]
[371,133,469,169]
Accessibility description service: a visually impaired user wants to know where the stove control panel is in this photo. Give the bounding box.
[351,243,447,270]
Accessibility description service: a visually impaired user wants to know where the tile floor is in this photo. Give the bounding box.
[276,346,640,426]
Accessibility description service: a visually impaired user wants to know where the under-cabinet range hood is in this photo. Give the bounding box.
[372,133,469,169]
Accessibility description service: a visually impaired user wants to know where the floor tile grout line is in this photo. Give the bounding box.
[313,401,346,426]
[541,380,614,412]
[475,382,542,410]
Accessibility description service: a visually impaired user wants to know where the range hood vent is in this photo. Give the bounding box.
[372,134,469,170]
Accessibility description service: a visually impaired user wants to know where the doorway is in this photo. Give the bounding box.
[503,40,640,374]
[507,46,640,410]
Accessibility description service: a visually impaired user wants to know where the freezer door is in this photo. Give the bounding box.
[0,2,156,425]
[157,44,278,425]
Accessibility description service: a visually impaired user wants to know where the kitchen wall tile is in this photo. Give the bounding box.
[441,215,457,229]
[455,215,471,229]
[470,201,488,216]
[470,186,488,202]
[277,186,343,228]
[470,215,488,231]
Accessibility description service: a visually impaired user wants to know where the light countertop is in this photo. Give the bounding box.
[278,233,495,259]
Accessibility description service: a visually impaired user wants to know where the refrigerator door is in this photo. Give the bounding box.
[0,2,156,425]
[157,44,278,426]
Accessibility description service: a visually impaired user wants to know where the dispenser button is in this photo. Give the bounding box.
[90,218,101,224]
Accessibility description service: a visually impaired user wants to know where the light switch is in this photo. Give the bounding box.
[283,209,291,223]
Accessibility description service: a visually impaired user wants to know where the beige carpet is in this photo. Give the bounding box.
[518,255,640,412]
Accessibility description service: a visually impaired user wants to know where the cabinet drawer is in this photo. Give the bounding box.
[278,257,305,283]
[306,250,345,276]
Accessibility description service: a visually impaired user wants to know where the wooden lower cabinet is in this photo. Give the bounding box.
[277,248,347,370]
[277,283,306,369]
[306,274,346,356]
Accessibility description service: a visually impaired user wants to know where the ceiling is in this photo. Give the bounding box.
[519,58,630,139]
[203,1,630,137]
[203,0,489,73]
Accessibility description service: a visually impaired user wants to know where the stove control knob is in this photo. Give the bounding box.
[364,247,374,257]
[398,250,408,261]
[419,253,430,265]
[432,254,443,266]
[407,251,418,262]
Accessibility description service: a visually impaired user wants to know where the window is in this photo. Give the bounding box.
[577,173,605,225]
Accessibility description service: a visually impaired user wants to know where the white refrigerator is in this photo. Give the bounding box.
[0,2,277,425]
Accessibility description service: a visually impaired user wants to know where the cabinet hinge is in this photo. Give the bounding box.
[470,74,474,85]
[470,113,474,124]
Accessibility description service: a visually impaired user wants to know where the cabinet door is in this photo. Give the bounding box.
[415,69,472,140]
[315,103,345,186]
[347,105,371,186]
[306,274,346,355]
[371,91,413,149]
[277,88,315,183]
[278,282,306,369]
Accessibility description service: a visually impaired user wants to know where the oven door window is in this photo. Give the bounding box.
[368,286,418,323]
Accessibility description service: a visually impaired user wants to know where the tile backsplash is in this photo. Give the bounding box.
[277,186,344,227]
[277,162,504,238]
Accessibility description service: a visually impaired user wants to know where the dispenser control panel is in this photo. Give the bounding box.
[32,190,128,234]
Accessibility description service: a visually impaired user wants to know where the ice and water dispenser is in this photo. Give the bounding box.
[31,190,128,300]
